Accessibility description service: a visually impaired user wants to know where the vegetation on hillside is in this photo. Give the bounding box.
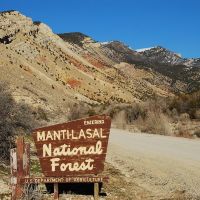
[108,92,200,137]
[58,32,89,47]
[169,91,200,119]
[0,83,42,162]
[1,81,200,164]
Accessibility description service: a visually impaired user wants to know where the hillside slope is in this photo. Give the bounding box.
[0,11,199,114]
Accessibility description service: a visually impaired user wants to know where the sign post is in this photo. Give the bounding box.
[94,182,99,200]
[10,137,30,200]
[10,148,17,199]
[54,183,59,200]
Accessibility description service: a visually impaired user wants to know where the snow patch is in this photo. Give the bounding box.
[128,46,134,50]
[136,47,155,52]
[100,41,109,45]
[100,41,114,45]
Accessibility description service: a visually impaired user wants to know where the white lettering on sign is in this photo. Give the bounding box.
[50,158,94,172]
[84,120,104,125]
[43,140,103,157]
[33,116,111,175]
[37,128,106,142]
[24,176,103,183]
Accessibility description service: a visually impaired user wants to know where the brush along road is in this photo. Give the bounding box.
[107,128,200,199]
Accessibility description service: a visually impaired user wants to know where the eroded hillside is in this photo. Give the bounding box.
[0,11,199,114]
[0,11,175,110]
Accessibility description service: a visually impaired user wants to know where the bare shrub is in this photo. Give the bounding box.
[134,96,193,136]
[125,103,146,124]
[0,82,38,162]
[168,91,200,119]
[194,109,200,120]
[108,98,172,135]
[179,113,190,122]
[87,108,97,116]
[142,111,172,135]
[137,97,172,135]
[100,94,199,137]
[167,108,179,122]
[108,103,146,124]
[67,102,89,121]
[36,107,49,121]
[176,122,192,138]
[0,83,17,161]
[112,110,127,129]
[194,130,200,138]
[22,184,43,200]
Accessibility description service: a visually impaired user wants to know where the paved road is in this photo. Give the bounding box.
[107,128,200,199]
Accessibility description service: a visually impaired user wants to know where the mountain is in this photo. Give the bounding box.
[135,46,200,92]
[137,46,184,65]
[0,11,200,114]
[136,46,200,67]
[59,32,200,93]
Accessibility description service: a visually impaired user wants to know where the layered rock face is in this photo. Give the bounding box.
[0,11,199,113]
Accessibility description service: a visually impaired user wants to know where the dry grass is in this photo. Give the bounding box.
[22,184,43,200]
[194,129,200,138]
[109,96,200,137]
[137,112,172,135]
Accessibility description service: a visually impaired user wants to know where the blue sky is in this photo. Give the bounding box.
[0,0,200,58]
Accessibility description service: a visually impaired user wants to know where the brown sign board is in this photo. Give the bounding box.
[32,115,111,177]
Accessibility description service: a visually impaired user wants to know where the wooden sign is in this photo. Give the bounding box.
[32,115,111,177]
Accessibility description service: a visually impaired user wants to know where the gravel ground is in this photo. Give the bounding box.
[107,128,200,200]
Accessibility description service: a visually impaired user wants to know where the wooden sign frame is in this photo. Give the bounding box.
[10,115,111,200]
